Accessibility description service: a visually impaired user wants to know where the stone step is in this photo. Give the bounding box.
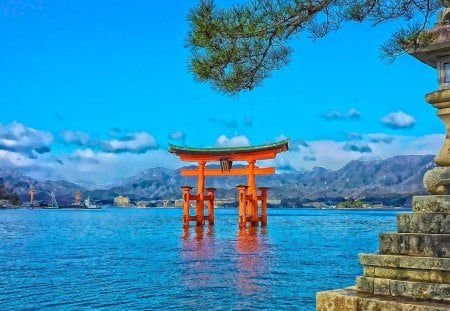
[398,213,450,234]
[359,254,450,271]
[413,195,450,213]
[363,264,450,283]
[317,287,450,311]
[380,233,450,258]
[357,276,450,302]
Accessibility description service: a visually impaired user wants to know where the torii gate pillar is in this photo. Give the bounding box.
[236,185,248,229]
[206,187,216,225]
[195,161,206,226]
[259,187,269,226]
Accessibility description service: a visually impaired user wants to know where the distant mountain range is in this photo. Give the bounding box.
[0,154,435,207]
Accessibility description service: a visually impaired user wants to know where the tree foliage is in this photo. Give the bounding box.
[187,0,443,94]
[0,181,21,206]
[337,199,364,208]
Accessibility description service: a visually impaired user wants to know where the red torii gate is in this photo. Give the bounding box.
[169,140,289,228]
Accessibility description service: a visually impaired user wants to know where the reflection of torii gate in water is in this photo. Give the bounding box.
[169,140,289,228]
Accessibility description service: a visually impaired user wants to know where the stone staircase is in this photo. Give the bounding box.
[316,195,449,310]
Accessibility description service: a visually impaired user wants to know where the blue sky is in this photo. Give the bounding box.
[0,0,444,184]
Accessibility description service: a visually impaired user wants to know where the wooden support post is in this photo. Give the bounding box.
[196,161,206,226]
[258,187,269,226]
[206,188,216,225]
[181,186,193,228]
[236,185,248,229]
[247,161,258,226]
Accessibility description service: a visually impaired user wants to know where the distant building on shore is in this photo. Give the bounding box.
[114,196,130,207]
[0,199,12,208]
[266,199,281,206]
[136,201,149,208]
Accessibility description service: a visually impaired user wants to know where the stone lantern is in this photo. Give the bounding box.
[410,2,450,193]
[316,4,450,310]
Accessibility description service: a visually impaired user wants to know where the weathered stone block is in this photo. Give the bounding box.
[359,254,450,271]
[362,262,450,284]
[360,277,450,302]
[316,288,358,311]
[359,253,400,268]
[368,266,431,283]
[413,195,450,213]
[430,257,450,271]
[363,265,375,277]
[357,295,450,311]
[356,276,374,294]
[390,278,450,302]
[380,233,450,258]
[316,287,450,311]
[372,266,402,279]
[401,269,432,283]
[398,213,450,234]
[374,277,391,295]
[430,270,450,284]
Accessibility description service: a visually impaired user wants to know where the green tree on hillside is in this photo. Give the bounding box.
[0,182,21,206]
[187,0,442,94]
[337,199,364,208]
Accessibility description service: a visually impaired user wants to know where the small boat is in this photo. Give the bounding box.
[84,196,100,209]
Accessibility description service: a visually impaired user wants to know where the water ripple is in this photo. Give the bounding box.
[0,207,401,310]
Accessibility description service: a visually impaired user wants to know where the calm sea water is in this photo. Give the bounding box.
[0,207,403,310]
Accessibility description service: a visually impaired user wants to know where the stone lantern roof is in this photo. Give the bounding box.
[409,7,450,68]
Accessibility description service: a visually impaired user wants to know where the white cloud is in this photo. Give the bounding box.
[60,129,159,154]
[0,121,53,156]
[0,120,443,185]
[11,149,182,185]
[61,149,181,184]
[215,135,250,147]
[60,130,92,146]
[366,133,394,144]
[0,150,35,167]
[346,132,394,144]
[0,123,170,184]
[343,143,372,153]
[322,108,360,121]
[381,111,416,129]
[168,130,186,143]
[100,132,158,153]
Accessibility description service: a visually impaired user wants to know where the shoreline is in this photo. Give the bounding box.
[1,206,412,211]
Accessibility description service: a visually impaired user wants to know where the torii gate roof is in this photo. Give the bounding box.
[169,139,289,162]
